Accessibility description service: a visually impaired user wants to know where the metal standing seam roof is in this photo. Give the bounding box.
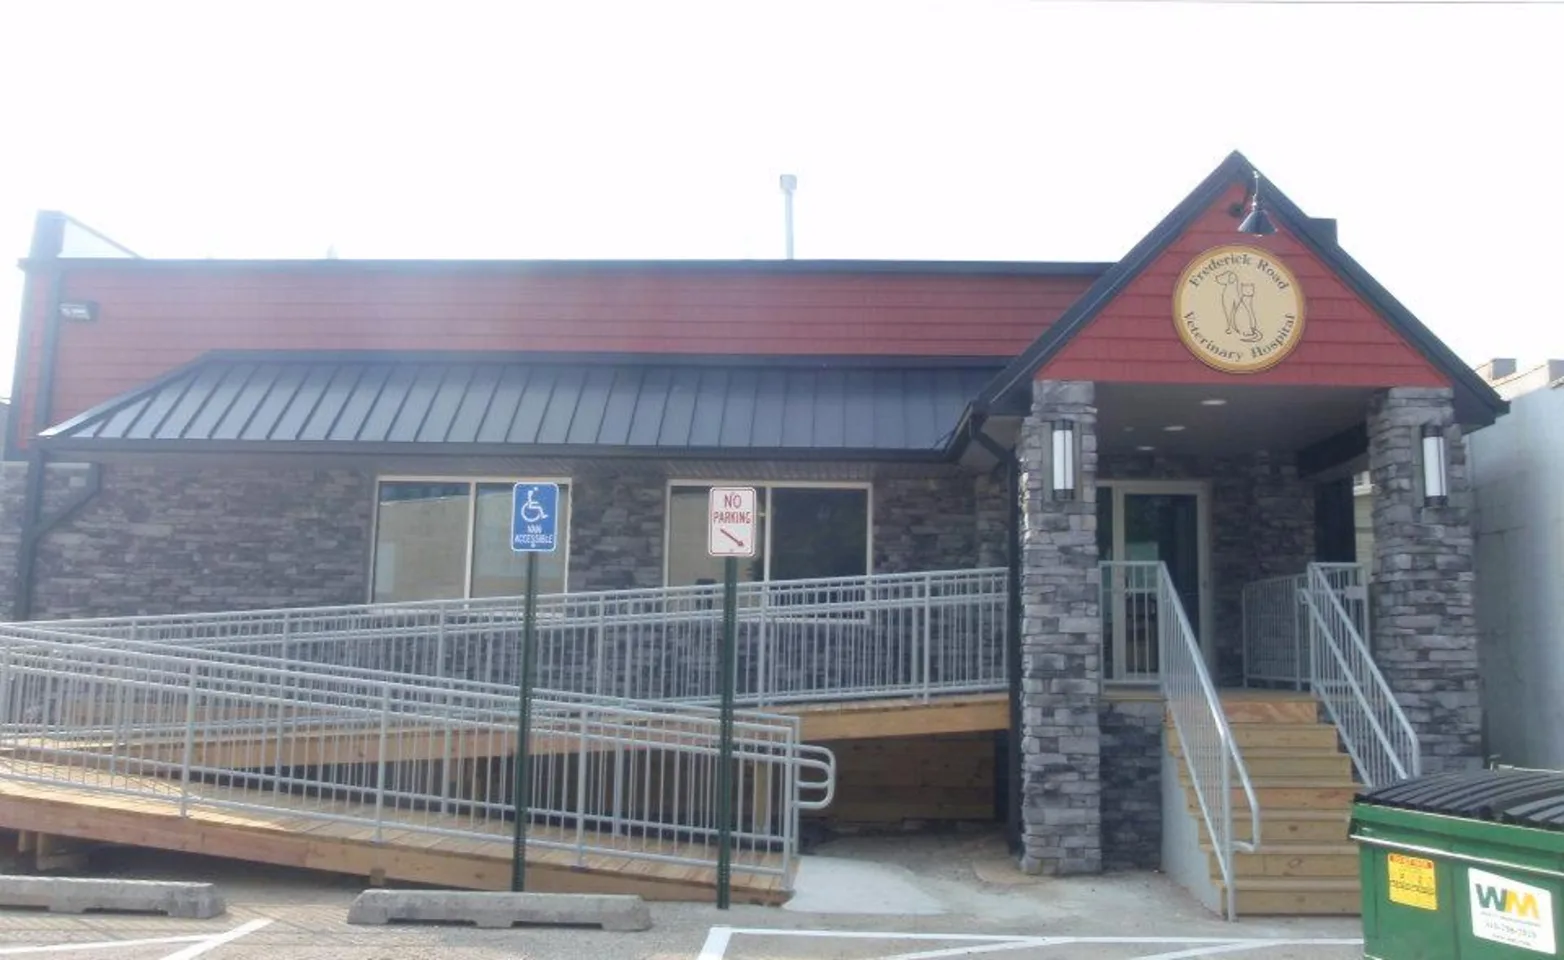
[38,355,999,457]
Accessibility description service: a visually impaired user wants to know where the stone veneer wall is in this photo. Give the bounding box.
[1368,387,1482,772]
[1097,451,1315,685]
[568,465,668,591]
[1099,697,1163,871]
[0,461,373,620]
[1018,379,1102,875]
[974,473,1009,569]
[0,459,996,621]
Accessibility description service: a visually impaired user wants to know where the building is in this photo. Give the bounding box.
[1,152,1506,894]
[1470,359,1564,770]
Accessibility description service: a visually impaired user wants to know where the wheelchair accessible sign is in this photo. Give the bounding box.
[511,483,560,553]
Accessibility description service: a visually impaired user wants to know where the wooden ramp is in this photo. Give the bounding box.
[0,761,790,906]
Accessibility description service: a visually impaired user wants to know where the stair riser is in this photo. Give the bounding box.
[1167,728,1341,751]
[1176,700,1321,725]
[1194,816,1350,844]
[1208,853,1360,879]
[1230,888,1361,916]
[1170,754,1350,779]
[1179,781,1358,809]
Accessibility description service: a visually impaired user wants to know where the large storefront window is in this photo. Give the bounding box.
[665,483,870,586]
[373,479,571,603]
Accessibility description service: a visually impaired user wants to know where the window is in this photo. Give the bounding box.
[372,479,571,603]
[664,483,870,586]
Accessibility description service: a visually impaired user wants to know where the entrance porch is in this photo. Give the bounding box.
[1001,377,1479,894]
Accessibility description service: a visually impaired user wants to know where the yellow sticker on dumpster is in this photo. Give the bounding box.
[1388,853,1438,910]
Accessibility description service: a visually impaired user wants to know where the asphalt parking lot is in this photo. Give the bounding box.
[0,832,1366,959]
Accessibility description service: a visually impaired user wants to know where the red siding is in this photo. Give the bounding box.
[1039,184,1448,389]
[17,265,1093,439]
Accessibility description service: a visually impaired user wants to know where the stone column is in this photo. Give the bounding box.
[1367,387,1482,772]
[1017,379,1102,875]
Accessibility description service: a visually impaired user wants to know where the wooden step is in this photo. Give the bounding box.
[1179,775,1359,810]
[1192,809,1352,844]
[1220,878,1361,916]
[1167,723,1340,751]
[1216,697,1321,725]
[1168,747,1350,780]
[1206,844,1361,879]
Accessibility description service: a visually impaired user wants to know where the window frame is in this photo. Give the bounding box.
[661,479,874,587]
[369,474,573,602]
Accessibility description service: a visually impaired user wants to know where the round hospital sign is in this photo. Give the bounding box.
[1172,245,1306,374]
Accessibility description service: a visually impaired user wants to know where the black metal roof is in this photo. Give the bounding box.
[1359,769,1564,832]
[38,353,997,459]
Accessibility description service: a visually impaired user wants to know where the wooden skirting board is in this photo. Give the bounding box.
[783,693,1009,742]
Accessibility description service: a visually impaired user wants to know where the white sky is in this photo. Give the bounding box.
[1,0,1560,400]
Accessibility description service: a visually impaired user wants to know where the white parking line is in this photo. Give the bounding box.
[873,939,1065,960]
[700,927,1366,960]
[0,935,212,956]
[158,919,272,960]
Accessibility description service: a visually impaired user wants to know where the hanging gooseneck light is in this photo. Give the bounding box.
[1238,170,1277,237]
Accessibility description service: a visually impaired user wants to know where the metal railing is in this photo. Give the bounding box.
[1241,563,1369,689]
[0,627,836,890]
[1300,564,1419,789]
[38,568,1009,707]
[1100,562,1169,684]
[1103,561,1259,921]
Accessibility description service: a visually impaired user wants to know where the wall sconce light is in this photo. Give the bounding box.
[1421,424,1448,505]
[1237,171,1277,237]
[1051,421,1076,500]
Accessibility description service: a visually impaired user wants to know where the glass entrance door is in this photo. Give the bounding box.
[1098,484,1207,682]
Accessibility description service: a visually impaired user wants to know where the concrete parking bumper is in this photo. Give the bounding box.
[346,890,654,931]
[0,875,225,918]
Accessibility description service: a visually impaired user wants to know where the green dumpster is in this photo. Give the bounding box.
[1353,768,1564,959]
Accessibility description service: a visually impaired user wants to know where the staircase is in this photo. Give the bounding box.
[1167,691,1361,915]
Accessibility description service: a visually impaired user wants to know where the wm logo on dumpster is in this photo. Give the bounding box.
[1474,882,1540,919]
[1469,867,1555,955]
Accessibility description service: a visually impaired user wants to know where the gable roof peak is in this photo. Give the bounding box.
[974,150,1506,428]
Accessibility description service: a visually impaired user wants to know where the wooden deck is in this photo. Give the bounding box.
[0,760,791,905]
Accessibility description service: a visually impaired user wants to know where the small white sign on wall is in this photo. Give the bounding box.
[707,487,757,559]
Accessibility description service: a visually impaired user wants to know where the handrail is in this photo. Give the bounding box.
[1241,564,1369,690]
[1300,564,1419,788]
[29,567,1009,708]
[1102,561,1259,920]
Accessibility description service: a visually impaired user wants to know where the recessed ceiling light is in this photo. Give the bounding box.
[1163,425,1187,432]
[1200,398,1228,407]
[1137,445,1155,452]
[1123,426,1135,432]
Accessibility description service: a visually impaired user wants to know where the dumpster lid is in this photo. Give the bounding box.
[1359,769,1564,832]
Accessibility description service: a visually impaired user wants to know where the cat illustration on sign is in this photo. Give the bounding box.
[1215,270,1264,343]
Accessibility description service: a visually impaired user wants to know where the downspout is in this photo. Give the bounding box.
[13,265,64,622]
[1003,448,1022,853]
[968,416,1025,853]
[13,233,101,621]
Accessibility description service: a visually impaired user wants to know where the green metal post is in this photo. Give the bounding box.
[511,551,539,892]
[717,556,737,909]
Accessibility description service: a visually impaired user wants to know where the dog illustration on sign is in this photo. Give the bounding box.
[1215,270,1263,343]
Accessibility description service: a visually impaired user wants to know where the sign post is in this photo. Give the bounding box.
[706,486,756,910]
[509,482,560,893]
